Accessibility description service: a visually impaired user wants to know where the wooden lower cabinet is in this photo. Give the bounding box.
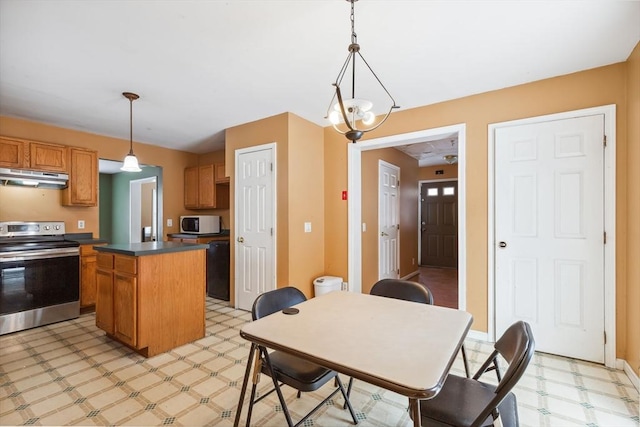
[113,272,137,347]
[79,244,105,309]
[95,267,114,334]
[95,249,206,357]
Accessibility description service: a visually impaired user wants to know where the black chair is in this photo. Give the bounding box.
[241,287,358,427]
[416,320,535,427]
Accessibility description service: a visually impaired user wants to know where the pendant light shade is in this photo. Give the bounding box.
[121,92,142,172]
[326,0,399,143]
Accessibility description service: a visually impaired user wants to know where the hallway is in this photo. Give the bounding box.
[417,266,458,309]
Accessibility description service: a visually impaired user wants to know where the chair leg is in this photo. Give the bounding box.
[461,344,471,378]
[336,376,359,425]
[296,390,302,398]
[261,348,295,427]
[343,377,354,409]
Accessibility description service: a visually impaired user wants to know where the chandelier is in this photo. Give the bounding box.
[326,0,399,143]
[121,92,142,172]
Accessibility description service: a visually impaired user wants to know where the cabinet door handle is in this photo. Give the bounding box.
[237,237,244,243]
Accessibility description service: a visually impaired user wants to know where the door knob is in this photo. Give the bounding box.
[498,241,507,248]
[380,231,388,237]
[237,237,244,243]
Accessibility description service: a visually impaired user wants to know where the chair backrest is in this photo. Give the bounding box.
[472,321,535,426]
[370,279,434,305]
[252,287,307,321]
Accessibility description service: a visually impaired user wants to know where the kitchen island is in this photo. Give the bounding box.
[94,241,208,357]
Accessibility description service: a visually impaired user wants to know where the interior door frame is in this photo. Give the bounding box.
[487,104,616,368]
[348,123,466,312]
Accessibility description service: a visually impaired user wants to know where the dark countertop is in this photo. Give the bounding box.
[65,233,109,245]
[168,230,230,239]
[94,241,208,256]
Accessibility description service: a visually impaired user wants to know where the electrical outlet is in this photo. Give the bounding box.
[78,220,85,229]
[304,222,312,233]
[167,218,173,227]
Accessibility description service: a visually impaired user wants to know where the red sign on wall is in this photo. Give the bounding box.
[341,191,348,200]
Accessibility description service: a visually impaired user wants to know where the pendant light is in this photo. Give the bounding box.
[121,92,142,172]
[326,0,399,143]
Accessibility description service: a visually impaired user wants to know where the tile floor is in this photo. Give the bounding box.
[0,298,638,426]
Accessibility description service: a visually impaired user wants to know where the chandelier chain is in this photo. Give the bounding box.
[350,0,357,44]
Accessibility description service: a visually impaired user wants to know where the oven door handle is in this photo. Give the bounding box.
[0,248,79,262]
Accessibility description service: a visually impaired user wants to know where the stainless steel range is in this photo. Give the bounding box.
[0,221,80,335]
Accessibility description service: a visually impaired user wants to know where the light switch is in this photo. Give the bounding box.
[362,223,366,232]
[167,218,173,227]
[304,222,312,233]
[78,220,85,229]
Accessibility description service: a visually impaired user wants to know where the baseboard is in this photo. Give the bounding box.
[402,270,420,281]
[618,359,639,392]
[467,329,490,342]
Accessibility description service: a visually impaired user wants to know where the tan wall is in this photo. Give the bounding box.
[225,113,290,304]
[288,115,325,297]
[361,148,419,293]
[225,113,325,301]
[625,43,640,375]
[324,61,633,362]
[0,116,197,238]
[419,164,458,180]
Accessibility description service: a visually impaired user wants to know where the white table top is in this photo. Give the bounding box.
[240,290,473,399]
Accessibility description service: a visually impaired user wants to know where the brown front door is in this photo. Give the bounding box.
[420,181,458,267]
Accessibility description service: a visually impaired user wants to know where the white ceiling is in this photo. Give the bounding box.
[1,1,638,157]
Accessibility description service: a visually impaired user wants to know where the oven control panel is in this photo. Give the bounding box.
[0,221,66,237]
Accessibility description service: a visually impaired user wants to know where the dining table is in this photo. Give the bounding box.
[233,290,473,427]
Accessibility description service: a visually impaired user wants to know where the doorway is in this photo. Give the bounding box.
[98,159,163,244]
[488,105,616,367]
[347,124,466,311]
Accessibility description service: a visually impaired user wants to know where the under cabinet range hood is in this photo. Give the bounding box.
[0,167,68,189]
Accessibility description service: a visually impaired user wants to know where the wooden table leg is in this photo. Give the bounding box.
[233,343,257,427]
[409,398,422,427]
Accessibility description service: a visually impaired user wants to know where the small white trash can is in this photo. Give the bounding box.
[313,276,343,297]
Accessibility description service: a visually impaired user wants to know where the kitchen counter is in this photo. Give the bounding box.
[94,241,208,256]
[65,232,109,245]
[168,229,230,239]
[94,241,207,357]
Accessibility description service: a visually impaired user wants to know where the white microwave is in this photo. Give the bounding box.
[180,215,221,234]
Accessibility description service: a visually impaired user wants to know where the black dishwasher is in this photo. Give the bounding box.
[207,240,230,300]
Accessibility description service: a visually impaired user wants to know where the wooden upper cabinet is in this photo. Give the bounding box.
[184,166,199,209]
[0,137,26,168]
[215,163,229,183]
[62,148,98,206]
[184,164,229,209]
[198,164,216,208]
[29,142,67,172]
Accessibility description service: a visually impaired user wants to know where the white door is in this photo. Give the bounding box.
[379,161,400,280]
[494,115,605,363]
[235,145,276,312]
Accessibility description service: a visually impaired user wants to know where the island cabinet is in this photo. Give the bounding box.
[95,244,206,357]
[184,164,229,209]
